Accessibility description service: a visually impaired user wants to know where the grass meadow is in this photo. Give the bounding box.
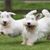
[0,35,50,50]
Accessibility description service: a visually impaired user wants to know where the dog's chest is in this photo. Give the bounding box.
[2,26,14,33]
[25,31,35,39]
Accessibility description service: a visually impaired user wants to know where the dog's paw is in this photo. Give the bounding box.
[26,43,33,46]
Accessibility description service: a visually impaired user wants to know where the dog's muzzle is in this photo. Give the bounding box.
[26,22,36,28]
[27,25,36,28]
[3,21,7,26]
[25,25,36,32]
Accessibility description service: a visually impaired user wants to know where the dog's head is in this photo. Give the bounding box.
[0,11,16,26]
[23,15,38,32]
[23,10,43,31]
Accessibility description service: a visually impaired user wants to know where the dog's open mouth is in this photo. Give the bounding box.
[26,25,36,28]
[25,25,36,32]
[2,23,8,26]
[27,25,36,28]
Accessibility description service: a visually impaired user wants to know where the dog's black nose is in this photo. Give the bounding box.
[27,22,30,25]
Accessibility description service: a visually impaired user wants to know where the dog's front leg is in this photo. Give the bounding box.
[21,38,26,45]
[21,33,26,45]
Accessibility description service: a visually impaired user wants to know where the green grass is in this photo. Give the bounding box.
[13,14,24,20]
[0,0,50,10]
[12,2,50,10]
[0,35,50,50]
[0,0,4,10]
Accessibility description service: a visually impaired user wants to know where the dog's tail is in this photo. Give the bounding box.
[42,9,50,17]
[26,10,37,16]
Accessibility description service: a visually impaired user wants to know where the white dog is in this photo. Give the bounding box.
[37,9,50,39]
[21,10,43,45]
[0,11,25,37]
[22,9,50,46]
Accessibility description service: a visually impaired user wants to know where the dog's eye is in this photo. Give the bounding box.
[32,18,34,20]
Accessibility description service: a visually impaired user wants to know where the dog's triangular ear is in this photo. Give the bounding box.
[36,13,43,20]
[8,12,16,15]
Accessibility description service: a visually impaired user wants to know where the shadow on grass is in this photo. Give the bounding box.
[0,41,22,46]
[35,40,50,45]
[0,40,50,46]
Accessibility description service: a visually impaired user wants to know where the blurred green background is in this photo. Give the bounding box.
[0,0,50,10]
[0,0,50,19]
